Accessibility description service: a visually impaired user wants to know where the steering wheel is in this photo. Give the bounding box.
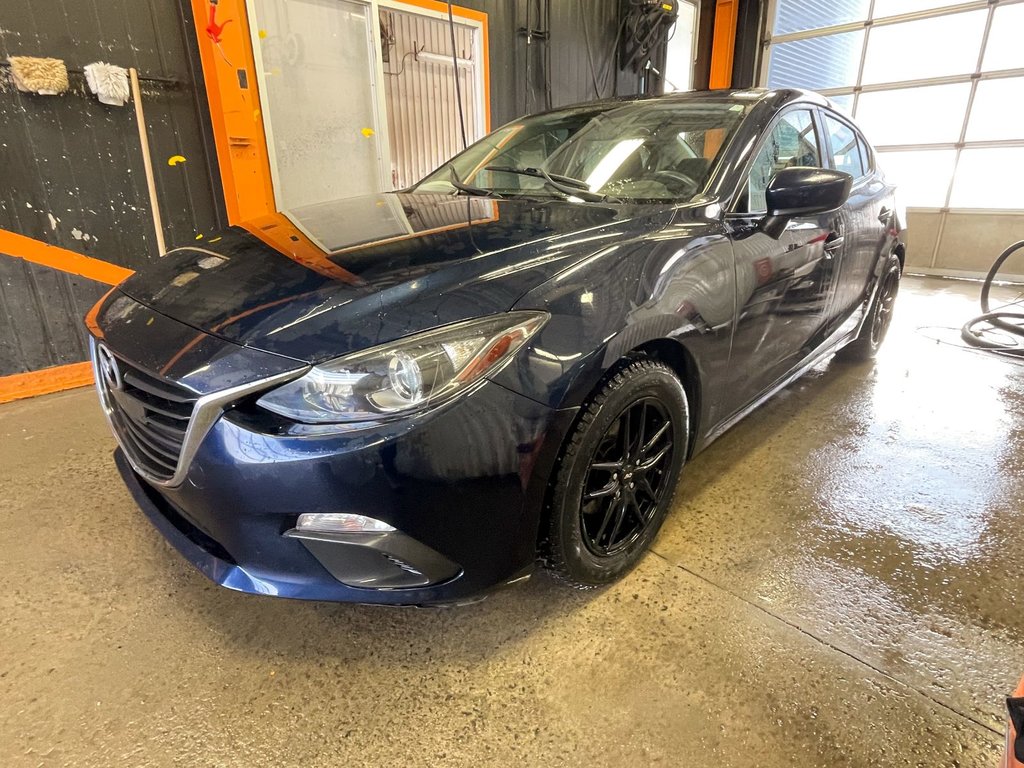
[652,169,699,189]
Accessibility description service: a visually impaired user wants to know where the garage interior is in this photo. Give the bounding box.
[2,0,1024,765]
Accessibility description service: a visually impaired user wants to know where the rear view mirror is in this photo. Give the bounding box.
[761,167,853,239]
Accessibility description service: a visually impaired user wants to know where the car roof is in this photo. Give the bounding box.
[529,87,837,121]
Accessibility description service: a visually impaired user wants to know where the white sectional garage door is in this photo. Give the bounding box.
[761,0,1024,278]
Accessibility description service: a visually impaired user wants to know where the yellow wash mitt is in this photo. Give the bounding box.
[7,56,69,95]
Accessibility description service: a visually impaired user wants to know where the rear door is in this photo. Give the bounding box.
[721,106,838,416]
[818,110,893,337]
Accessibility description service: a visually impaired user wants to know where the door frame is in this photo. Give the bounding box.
[244,0,394,210]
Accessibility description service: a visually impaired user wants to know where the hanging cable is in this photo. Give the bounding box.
[447,1,467,150]
[960,240,1024,355]
[544,0,553,110]
[581,10,602,99]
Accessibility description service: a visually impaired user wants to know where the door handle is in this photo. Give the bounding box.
[878,207,892,225]
[823,232,844,257]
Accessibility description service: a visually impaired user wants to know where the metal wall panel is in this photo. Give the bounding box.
[0,0,223,377]
[382,8,482,189]
[382,0,665,187]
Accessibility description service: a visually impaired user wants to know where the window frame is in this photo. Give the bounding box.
[726,103,827,217]
[819,108,872,185]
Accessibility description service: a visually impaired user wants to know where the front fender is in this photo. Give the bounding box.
[491,223,735,439]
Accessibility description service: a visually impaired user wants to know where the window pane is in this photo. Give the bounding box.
[965,78,1024,142]
[875,149,955,208]
[855,83,970,146]
[742,110,820,213]
[861,11,987,85]
[773,0,870,35]
[767,31,865,90]
[664,2,696,91]
[824,115,865,178]
[949,148,1024,209]
[252,0,381,209]
[828,94,854,116]
[983,5,1024,72]
[872,0,965,19]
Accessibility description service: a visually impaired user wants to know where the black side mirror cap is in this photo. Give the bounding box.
[760,167,853,239]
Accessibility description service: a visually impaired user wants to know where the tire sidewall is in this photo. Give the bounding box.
[551,363,689,585]
[868,255,902,351]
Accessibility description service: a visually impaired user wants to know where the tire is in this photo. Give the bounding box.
[838,253,901,362]
[543,357,689,588]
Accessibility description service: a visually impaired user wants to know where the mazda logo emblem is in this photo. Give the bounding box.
[97,344,123,391]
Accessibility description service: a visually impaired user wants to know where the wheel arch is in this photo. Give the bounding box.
[531,333,704,559]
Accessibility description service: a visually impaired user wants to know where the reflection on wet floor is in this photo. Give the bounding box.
[657,275,1024,731]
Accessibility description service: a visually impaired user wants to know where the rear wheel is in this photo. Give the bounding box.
[544,358,688,587]
[838,253,901,361]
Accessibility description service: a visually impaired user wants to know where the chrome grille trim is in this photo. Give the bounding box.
[90,337,307,488]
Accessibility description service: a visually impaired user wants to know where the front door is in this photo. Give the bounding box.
[721,107,839,417]
[819,111,892,338]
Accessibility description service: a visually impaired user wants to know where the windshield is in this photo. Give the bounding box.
[413,99,751,203]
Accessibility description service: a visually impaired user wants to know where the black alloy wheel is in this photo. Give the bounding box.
[870,266,899,347]
[545,358,688,587]
[580,397,674,556]
[839,252,902,361]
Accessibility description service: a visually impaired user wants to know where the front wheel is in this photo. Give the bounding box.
[543,358,689,587]
[838,253,901,361]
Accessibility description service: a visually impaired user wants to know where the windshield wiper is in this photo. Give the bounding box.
[445,163,502,198]
[484,165,618,203]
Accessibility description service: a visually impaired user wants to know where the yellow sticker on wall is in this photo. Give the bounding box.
[258,29,268,39]
[361,127,375,138]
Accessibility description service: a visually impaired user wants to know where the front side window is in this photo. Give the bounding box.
[824,114,866,179]
[738,109,820,213]
[414,100,751,203]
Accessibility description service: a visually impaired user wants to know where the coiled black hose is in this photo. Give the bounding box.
[961,240,1024,356]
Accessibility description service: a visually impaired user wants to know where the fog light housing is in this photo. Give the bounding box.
[295,513,396,534]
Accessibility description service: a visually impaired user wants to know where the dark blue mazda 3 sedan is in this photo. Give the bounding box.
[86,88,902,605]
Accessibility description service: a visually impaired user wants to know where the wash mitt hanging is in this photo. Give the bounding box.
[7,56,68,95]
[84,61,130,106]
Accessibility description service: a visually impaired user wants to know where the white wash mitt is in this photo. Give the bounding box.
[84,61,130,106]
[7,55,69,95]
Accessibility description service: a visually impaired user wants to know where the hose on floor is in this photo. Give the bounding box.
[960,240,1024,356]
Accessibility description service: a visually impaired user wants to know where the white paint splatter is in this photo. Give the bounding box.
[71,228,84,240]
[47,213,59,230]
[25,202,32,208]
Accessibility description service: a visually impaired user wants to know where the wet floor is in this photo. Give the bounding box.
[2,276,1022,767]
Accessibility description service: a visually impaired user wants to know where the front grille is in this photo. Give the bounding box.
[95,350,198,482]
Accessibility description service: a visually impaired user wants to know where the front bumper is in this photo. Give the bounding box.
[116,379,575,605]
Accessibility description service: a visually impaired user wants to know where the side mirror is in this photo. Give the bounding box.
[761,167,853,239]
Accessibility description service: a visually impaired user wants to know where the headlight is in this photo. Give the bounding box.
[257,311,548,423]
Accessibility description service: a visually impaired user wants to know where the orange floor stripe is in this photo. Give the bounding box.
[0,362,95,405]
[0,229,134,286]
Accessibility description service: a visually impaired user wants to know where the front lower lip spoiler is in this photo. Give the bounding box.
[283,528,462,589]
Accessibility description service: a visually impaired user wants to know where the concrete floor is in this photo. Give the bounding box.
[2,275,1023,767]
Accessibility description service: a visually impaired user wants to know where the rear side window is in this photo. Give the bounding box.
[739,108,821,213]
[823,114,865,179]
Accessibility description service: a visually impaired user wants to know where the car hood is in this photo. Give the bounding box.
[118,192,677,364]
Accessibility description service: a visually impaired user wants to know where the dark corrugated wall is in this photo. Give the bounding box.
[458,0,669,126]
[0,0,223,377]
